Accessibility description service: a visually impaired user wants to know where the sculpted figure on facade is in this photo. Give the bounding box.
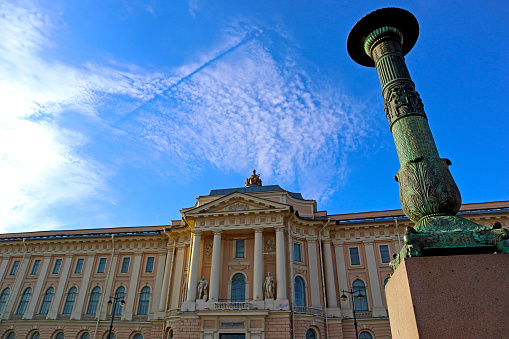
[245,169,262,186]
[197,276,208,300]
[264,272,275,299]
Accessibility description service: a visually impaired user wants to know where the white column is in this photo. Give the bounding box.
[47,255,73,319]
[334,242,351,312]
[322,240,338,308]
[158,246,173,312]
[253,230,264,301]
[46,254,72,319]
[122,252,142,320]
[72,254,95,320]
[99,253,119,320]
[364,241,387,317]
[24,256,51,319]
[186,232,202,302]
[0,257,9,282]
[151,250,167,314]
[275,228,287,300]
[170,246,185,310]
[307,241,321,307]
[2,255,31,319]
[208,231,222,301]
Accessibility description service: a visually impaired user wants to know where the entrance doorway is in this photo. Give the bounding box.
[219,334,245,339]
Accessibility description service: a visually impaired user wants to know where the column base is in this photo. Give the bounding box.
[326,307,342,318]
[181,300,196,312]
[153,311,166,319]
[387,254,509,338]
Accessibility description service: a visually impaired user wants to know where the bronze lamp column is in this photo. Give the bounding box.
[347,8,509,269]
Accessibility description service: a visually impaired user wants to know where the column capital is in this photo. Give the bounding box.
[274,227,285,233]
[254,229,264,234]
[192,230,203,235]
[213,230,223,236]
[322,238,332,245]
[363,240,375,245]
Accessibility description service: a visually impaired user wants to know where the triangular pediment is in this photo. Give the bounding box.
[185,192,289,216]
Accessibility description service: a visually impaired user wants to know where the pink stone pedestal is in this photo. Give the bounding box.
[386,254,509,339]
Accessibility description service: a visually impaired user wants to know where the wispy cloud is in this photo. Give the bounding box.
[119,23,372,202]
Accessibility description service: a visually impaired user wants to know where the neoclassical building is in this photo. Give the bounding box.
[0,176,507,339]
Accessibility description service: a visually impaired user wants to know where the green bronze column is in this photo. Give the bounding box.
[347,8,509,269]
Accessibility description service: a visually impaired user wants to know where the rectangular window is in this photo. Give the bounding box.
[145,257,155,273]
[235,240,245,258]
[349,247,360,265]
[31,260,41,275]
[9,261,20,275]
[75,258,84,274]
[97,258,107,273]
[121,257,130,273]
[379,245,391,263]
[294,243,301,262]
[52,259,62,274]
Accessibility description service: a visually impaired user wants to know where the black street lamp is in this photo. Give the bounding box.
[341,289,365,339]
[107,296,125,339]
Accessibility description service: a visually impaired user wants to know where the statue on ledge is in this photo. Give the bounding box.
[245,169,262,187]
[264,272,274,299]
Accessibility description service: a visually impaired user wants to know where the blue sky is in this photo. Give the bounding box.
[0,0,507,233]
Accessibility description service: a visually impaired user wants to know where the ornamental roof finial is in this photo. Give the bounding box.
[245,169,262,187]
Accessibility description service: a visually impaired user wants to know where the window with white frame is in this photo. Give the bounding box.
[379,244,391,263]
[235,240,245,258]
[349,247,360,265]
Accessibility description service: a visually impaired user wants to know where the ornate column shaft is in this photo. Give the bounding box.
[186,231,201,302]
[275,228,287,300]
[322,239,338,308]
[208,231,222,301]
[253,230,264,301]
[347,8,509,269]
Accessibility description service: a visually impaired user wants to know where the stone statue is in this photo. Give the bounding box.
[197,276,208,300]
[263,272,274,299]
[245,169,262,187]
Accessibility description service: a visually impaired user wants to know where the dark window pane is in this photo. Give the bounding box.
[359,332,373,339]
[31,260,41,275]
[39,287,54,314]
[98,258,107,273]
[16,287,32,315]
[379,245,391,263]
[0,288,11,314]
[294,243,301,262]
[146,257,154,273]
[306,329,316,339]
[10,261,20,275]
[352,279,369,311]
[231,273,245,302]
[235,240,245,258]
[62,287,77,314]
[113,286,125,315]
[121,257,130,273]
[53,259,62,274]
[349,248,360,265]
[137,286,151,315]
[75,259,84,274]
[295,276,306,307]
[86,287,101,314]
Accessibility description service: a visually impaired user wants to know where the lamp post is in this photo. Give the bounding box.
[341,289,365,339]
[107,295,125,339]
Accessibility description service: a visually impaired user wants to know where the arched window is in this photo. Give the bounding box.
[62,287,77,314]
[231,273,245,302]
[39,287,55,314]
[306,328,316,339]
[16,287,32,315]
[294,276,306,307]
[359,331,373,339]
[133,334,143,339]
[383,277,389,287]
[113,286,125,315]
[352,279,369,311]
[0,288,10,314]
[29,332,40,339]
[79,333,90,339]
[105,333,116,339]
[137,286,151,315]
[167,329,173,339]
[4,332,15,339]
[53,332,64,339]
[86,287,101,314]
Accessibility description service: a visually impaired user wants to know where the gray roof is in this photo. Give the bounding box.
[209,185,304,200]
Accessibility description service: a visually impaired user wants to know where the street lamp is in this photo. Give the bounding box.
[107,296,125,339]
[341,289,365,339]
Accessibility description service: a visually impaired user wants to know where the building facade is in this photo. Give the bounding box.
[0,181,508,339]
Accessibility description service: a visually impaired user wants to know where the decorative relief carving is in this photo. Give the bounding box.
[219,202,257,212]
[265,237,275,252]
[204,240,213,257]
[384,83,426,128]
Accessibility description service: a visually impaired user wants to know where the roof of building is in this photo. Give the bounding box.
[209,184,304,200]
